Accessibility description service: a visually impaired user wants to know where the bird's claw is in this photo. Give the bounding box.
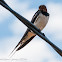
[42,33,45,36]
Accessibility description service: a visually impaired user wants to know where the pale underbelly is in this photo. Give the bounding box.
[34,20,47,31]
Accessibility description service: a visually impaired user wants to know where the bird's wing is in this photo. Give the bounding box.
[16,10,41,51]
[16,35,36,51]
[31,10,41,23]
[10,10,41,54]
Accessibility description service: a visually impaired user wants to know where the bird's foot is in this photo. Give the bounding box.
[38,29,41,32]
[38,29,45,36]
[42,33,45,36]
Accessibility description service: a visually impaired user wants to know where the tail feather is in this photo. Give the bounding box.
[9,35,36,57]
[9,43,21,57]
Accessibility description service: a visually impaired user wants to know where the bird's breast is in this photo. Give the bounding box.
[34,13,49,30]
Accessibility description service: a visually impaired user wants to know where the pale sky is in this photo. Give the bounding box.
[0,0,62,62]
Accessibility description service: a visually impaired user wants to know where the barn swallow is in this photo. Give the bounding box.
[10,5,49,54]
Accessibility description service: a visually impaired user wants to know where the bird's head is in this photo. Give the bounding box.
[39,5,47,12]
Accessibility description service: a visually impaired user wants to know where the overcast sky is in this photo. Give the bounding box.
[0,0,62,62]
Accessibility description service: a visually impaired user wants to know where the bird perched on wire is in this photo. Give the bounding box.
[10,5,49,55]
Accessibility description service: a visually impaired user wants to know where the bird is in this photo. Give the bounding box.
[10,5,49,55]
